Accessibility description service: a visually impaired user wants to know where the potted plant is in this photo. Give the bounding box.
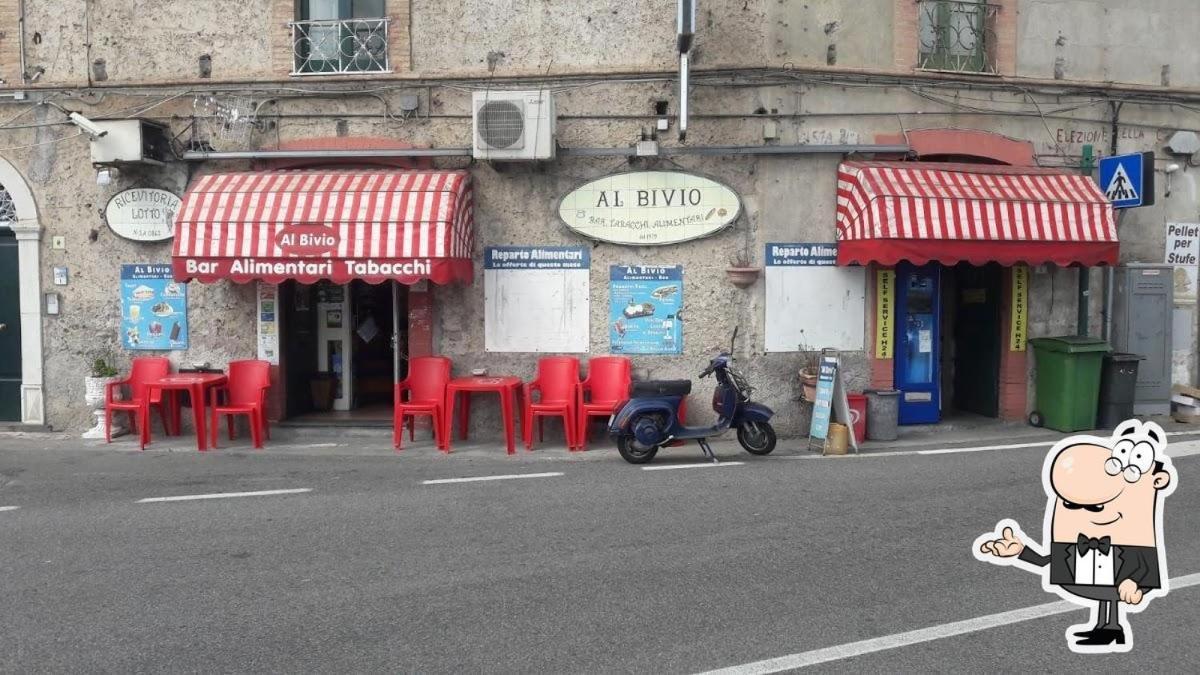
[798,333,821,403]
[724,253,761,288]
[82,354,123,439]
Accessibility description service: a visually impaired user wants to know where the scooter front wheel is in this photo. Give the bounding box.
[617,436,660,464]
[737,421,777,455]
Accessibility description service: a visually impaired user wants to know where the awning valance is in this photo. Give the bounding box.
[172,170,474,284]
[835,162,1117,267]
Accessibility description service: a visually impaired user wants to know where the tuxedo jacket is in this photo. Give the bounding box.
[1018,542,1161,589]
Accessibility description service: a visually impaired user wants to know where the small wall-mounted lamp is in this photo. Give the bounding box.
[1164,163,1181,197]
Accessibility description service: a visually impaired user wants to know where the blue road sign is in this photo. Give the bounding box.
[1098,151,1155,209]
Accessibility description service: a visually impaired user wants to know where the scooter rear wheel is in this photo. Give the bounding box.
[737,421,777,455]
[617,436,660,464]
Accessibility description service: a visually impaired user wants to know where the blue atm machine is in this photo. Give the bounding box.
[894,264,941,424]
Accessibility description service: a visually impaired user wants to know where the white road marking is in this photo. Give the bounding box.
[778,431,1200,461]
[423,472,563,485]
[1165,439,1200,459]
[696,571,1200,674]
[642,462,746,471]
[918,441,1052,455]
[137,488,313,503]
[0,505,19,512]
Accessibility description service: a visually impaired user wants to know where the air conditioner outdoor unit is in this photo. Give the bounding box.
[472,90,556,160]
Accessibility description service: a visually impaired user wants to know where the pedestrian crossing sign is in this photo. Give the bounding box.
[1098,151,1155,209]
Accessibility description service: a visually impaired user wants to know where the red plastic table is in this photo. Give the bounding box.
[443,376,523,454]
[148,374,228,451]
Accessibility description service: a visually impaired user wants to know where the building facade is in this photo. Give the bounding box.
[1,0,1198,439]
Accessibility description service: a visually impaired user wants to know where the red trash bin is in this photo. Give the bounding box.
[847,394,868,444]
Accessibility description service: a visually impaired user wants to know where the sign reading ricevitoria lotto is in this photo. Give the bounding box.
[105,188,181,242]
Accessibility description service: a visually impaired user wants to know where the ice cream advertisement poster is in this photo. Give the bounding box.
[610,265,683,355]
[121,264,188,351]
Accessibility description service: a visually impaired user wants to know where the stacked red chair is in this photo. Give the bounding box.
[524,356,581,450]
[575,356,632,450]
[105,357,173,449]
[394,356,452,451]
[209,360,271,449]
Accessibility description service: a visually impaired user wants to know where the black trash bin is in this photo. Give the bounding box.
[1097,353,1143,429]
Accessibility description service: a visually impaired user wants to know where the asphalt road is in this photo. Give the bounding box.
[1,436,1197,673]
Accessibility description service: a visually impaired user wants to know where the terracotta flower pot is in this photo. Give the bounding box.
[725,266,761,288]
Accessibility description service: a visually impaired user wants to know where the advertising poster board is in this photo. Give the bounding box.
[808,356,837,441]
[609,265,683,355]
[484,246,590,353]
[121,264,188,350]
[257,282,279,365]
[1165,223,1199,302]
[807,354,859,454]
[764,243,865,352]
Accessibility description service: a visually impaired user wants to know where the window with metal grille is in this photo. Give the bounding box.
[917,0,999,74]
[0,186,15,225]
[293,0,389,75]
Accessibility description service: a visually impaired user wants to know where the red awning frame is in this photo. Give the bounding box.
[835,161,1118,267]
[171,170,475,285]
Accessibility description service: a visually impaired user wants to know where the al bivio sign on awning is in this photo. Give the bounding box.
[557,170,741,246]
[171,170,475,285]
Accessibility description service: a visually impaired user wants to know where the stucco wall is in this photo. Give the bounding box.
[1016,0,1200,87]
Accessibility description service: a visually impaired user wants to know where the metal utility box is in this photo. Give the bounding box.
[1110,265,1174,415]
[89,119,172,165]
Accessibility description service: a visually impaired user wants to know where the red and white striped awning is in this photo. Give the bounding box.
[835,161,1118,266]
[172,170,475,284]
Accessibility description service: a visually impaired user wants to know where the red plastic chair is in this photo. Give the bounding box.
[523,356,580,450]
[105,357,173,449]
[575,356,632,450]
[394,356,452,451]
[209,360,271,449]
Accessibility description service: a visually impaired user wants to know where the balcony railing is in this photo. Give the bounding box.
[917,1,999,74]
[291,18,390,75]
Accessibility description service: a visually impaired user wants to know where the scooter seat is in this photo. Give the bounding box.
[629,380,692,397]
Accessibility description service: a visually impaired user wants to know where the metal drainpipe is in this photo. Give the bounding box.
[1104,211,1123,343]
[179,143,912,161]
[1078,144,1093,336]
[17,0,28,84]
[1101,102,1123,343]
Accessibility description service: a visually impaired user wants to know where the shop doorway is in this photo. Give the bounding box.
[280,280,407,424]
[894,262,1005,425]
[0,227,21,421]
[950,263,1002,418]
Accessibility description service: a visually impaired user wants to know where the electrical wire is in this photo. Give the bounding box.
[0,131,84,152]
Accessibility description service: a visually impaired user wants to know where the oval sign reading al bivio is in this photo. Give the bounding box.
[275,224,340,257]
[557,170,741,246]
[105,188,182,242]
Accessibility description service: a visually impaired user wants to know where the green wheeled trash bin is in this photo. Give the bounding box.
[1028,336,1111,432]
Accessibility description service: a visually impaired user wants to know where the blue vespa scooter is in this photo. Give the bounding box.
[607,328,776,464]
